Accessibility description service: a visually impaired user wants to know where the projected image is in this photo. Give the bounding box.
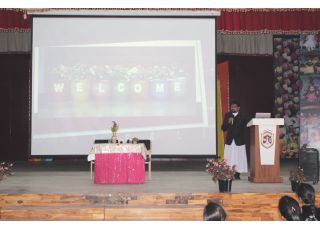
[33,43,208,135]
[300,76,320,150]
[300,111,320,147]
[300,77,320,106]
[35,46,197,118]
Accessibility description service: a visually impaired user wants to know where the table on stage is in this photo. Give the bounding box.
[87,143,147,184]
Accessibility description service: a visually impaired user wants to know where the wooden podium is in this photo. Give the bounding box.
[247,118,284,183]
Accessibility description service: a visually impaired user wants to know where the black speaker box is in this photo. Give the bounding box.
[299,147,319,184]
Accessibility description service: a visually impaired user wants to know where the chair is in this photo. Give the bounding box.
[94,139,110,144]
[137,139,152,180]
[90,160,94,179]
[90,139,111,179]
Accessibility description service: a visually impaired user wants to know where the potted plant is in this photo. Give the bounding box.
[0,162,14,181]
[205,159,236,193]
[289,167,307,192]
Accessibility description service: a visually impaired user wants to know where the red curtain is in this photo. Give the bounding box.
[216,9,320,33]
[0,9,30,31]
[1,8,320,33]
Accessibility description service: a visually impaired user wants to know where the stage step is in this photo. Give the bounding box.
[0,204,204,220]
[1,192,319,220]
[0,194,90,207]
[0,205,105,220]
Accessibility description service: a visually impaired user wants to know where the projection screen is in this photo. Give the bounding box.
[31,15,217,156]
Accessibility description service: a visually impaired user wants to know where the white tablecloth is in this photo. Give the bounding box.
[87,143,147,161]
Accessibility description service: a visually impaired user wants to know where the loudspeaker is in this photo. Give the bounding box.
[299,147,319,184]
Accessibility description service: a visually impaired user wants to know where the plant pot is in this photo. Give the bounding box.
[218,179,232,193]
[291,180,299,192]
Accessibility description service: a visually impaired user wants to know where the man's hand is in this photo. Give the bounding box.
[228,117,234,125]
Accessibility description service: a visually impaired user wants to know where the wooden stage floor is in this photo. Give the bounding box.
[0,158,317,194]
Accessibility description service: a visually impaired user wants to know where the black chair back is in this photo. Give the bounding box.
[138,139,151,150]
[94,139,110,144]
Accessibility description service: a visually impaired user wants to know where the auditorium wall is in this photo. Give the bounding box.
[218,55,274,159]
[0,54,30,161]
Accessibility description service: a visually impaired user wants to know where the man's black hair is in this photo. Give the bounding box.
[230,100,240,107]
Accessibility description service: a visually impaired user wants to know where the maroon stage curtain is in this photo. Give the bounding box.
[0,9,30,31]
[216,9,320,33]
[1,8,320,33]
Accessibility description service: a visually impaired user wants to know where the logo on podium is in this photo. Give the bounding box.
[261,129,274,149]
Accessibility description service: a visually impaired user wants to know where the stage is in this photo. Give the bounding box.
[0,158,310,194]
[0,158,319,220]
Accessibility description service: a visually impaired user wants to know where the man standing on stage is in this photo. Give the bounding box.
[221,100,248,179]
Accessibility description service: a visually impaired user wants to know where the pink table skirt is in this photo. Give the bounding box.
[94,153,145,184]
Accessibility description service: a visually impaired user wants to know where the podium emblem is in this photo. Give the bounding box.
[261,129,274,149]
